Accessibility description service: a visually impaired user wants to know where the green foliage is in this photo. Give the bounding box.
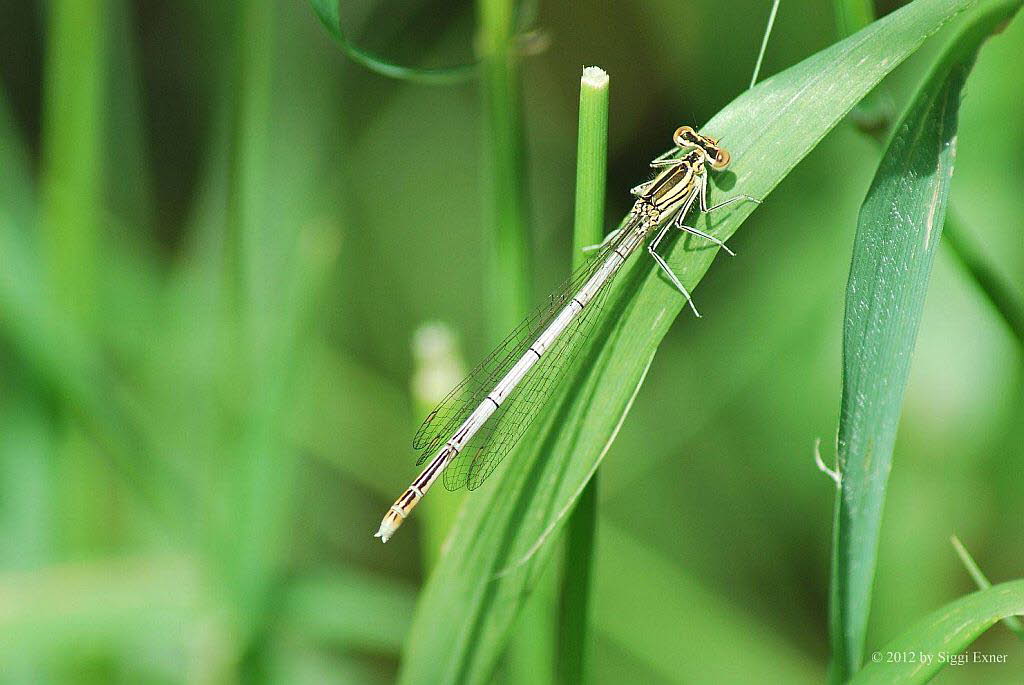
[829,3,1021,679]
[1,0,1022,682]
[400,2,1002,682]
[951,534,1024,638]
[850,580,1024,683]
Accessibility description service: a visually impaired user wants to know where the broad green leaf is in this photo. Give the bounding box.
[399,1,988,682]
[827,1,1021,679]
[849,579,1024,684]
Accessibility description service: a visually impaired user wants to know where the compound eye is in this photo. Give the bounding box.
[710,147,731,171]
[673,125,698,147]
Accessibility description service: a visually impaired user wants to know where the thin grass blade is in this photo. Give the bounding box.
[950,535,1024,638]
[849,579,1024,684]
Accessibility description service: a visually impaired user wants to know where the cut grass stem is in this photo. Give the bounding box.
[558,65,610,685]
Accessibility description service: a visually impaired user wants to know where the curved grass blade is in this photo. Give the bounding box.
[399,1,987,682]
[849,579,1024,684]
[827,2,1021,679]
[308,0,476,84]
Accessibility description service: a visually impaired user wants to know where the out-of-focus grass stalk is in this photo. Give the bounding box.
[476,0,545,678]
[833,0,876,39]
[226,0,273,327]
[950,535,1024,638]
[835,1,1024,347]
[559,65,609,685]
[40,0,109,559]
[40,0,106,323]
[942,210,1024,347]
[834,0,895,139]
[477,0,530,340]
[411,324,467,568]
[224,0,284,649]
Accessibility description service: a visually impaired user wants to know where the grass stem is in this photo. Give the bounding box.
[40,0,107,323]
[40,0,108,561]
[750,0,781,88]
[477,0,531,339]
[559,65,610,685]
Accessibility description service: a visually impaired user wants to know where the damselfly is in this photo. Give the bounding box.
[375,126,759,542]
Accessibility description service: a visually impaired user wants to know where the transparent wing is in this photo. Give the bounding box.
[413,225,635,485]
[452,270,614,490]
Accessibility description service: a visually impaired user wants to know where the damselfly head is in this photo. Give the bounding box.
[672,125,732,172]
[672,125,704,149]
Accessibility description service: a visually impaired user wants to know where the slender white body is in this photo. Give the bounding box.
[375,134,743,543]
[374,216,652,542]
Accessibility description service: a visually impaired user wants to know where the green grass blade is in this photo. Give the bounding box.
[828,2,1020,679]
[571,67,610,259]
[398,1,984,682]
[849,579,1024,684]
[835,1,1024,350]
[308,0,476,84]
[750,0,781,88]
[834,0,877,36]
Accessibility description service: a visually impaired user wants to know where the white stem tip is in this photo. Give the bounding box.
[581,66,609,89]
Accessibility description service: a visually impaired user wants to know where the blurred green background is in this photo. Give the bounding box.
[1,0,1022,682]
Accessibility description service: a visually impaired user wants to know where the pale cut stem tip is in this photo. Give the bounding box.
[581,66,609,90]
